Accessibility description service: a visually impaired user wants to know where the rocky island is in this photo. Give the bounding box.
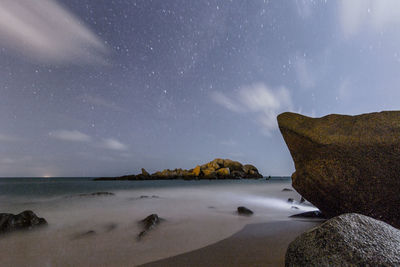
[94,158,263,181]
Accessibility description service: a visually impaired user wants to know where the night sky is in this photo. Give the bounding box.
[1,0,400,177]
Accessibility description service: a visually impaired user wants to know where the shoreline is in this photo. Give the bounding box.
[140,219,320,267]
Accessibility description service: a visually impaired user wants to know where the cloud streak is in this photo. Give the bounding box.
[49,130,91,142]
[0,0,108,64]
[100,138,128,151]
[211,83,293,134]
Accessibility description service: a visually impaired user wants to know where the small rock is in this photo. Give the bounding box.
[282,188,294,192]
[138,214,163,239]
[287,198,294,203]
[300,197,305,204]
[74,230,96,239]
[291,206,299,209]
[237,206,253,216]
[290,210,325,219]
[77,192,115,197]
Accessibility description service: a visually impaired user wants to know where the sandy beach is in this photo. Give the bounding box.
[141,220,320,267]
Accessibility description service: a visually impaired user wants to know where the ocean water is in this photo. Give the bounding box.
[0,177,316,266]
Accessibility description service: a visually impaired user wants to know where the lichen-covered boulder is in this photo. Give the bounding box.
[278,111,400,228]
[285,213,400,266]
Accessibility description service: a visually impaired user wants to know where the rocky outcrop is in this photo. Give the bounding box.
[95,158,263,181]
[278,111,400,228]
[0,210,47,234]
[285,213,400,266]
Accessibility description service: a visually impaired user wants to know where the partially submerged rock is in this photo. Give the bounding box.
[138,214,163,239]
[73,230,96,239]
[282,188,293,192]
[77,192,115,197]
[95,158,263,181]
[237,206,253,216]
[278,111,400,228]
[290,210,325,219]
[285,213,400,266]
[0,210,47,234]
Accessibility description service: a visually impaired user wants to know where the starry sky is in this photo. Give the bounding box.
[1,0,400,177]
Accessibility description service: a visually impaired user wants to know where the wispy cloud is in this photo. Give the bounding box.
[211,83,293,134]
[100,138,128,151]
[210,91,244,113]
[0,0,108,64]
[49,130,91,142]
[339,0,400,37]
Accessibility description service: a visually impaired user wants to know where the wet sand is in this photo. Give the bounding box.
[141,220,320,267]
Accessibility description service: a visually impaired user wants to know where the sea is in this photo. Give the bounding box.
[0,177,317,266]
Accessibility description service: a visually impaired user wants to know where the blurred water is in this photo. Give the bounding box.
[0,177,316,266]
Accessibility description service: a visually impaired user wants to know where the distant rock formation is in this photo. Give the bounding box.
[94,158,263,181]
[285,213,400,266]
[278,111,400,228]
[0,210,47,234]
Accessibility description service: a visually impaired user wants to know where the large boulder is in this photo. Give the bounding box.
[0,210,47,234]
[285,213,400,266]
[278,111,400,228]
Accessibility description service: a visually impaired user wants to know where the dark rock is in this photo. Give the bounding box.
[77,192,115,197]
[74,230,96,239]
[287,198,294,203]
[138,214,163,239]
[237,206,253,216]
[299,197,305,204]
[285,213,400,266]
[291,206,299,210]
[278,111,400,228]
[282,188,294,192]
[0,210,47,234]
[290,210,325,219]
[139,195,159,199]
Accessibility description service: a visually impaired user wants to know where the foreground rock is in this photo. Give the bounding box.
[285,213,400,266]
[237,206,254,216]
[278,111,400,228]
[138,214,163,240]
[95,158,263,181]
[0,210,47,234]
